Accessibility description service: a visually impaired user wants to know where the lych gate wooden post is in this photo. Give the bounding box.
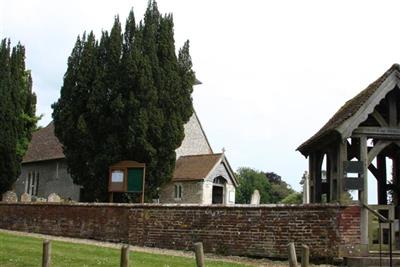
[376,154,388,204]
[359,136,369,248]
[336,140,346,202]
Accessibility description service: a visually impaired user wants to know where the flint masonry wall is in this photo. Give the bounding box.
[0,203,360,259]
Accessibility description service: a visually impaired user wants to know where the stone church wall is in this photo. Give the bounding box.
[159,181,203,203]
[175,113,213,158]
[15,159,80,201]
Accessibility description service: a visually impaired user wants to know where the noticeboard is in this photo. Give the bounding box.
[110,170,125,192]
[108,161,146,202]
[127,168,144,192]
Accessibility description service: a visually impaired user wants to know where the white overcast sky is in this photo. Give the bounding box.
[2,0,400,201]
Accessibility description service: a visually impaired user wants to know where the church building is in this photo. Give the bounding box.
[15,111,237,205]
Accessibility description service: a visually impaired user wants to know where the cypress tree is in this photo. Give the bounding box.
[53,1,195,201]
[0,39,37,195]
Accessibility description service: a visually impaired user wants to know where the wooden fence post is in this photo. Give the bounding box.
[42,240,51,267]
[120,245,129,267]
[194,242,205,267]
[288,242,298,267]
[301,244,309,267]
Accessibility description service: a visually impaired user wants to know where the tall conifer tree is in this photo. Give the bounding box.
[53,1,195,201]
[0,39,37,195]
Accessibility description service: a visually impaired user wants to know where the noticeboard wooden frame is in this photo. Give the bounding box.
[108,160,146,203]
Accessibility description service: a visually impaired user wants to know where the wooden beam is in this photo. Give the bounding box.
[372,110,389,127]
[326,151,331,202]
[393,154,400,208]
[388,94,397,127]
[315,152,323,203]
[353,127,400,139]
[368,164,379,179]
[329,148,336,202]
[367,141,391,165]
[309,153,315,203]
[377,154,387,205]
[359,136,368,246]
[337,141,347,202]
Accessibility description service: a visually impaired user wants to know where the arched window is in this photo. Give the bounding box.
[213,176,226,185]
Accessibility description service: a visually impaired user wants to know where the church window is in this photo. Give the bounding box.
[174,183,182,199]
[25,171,39,196]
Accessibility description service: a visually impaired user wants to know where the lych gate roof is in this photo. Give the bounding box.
[298,64,400,155]
[22,122,65,163]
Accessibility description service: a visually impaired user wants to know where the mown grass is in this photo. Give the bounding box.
[0,232,249,267]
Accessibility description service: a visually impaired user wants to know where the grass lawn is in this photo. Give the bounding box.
[0,232,248,267]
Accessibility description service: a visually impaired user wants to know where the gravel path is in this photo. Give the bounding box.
[0,229,334,267]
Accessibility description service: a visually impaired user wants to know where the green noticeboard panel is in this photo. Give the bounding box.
[127,168,143,192]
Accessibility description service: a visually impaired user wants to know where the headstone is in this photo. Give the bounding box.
[20,192,31,202]
[250,189,260,205]
[35,197,47,203]
[47,193,61,203]
[2,191,17,203]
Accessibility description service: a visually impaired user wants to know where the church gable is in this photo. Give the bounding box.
[175,111,213,158]
[204,156,238,186]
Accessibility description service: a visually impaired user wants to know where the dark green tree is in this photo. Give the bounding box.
[265,172,295,203]
[52,1,195,201]
[235,167,272,204]
[235,167,297,204]
[280,192,303,204]
[0,39,37,195]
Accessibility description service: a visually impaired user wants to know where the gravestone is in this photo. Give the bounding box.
[35,197,47,202]
[20,192,31,202]
[47,193,61,203]
[250,189,260,204]
[2,191,17,203]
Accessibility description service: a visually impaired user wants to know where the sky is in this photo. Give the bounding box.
[2,0,400,202]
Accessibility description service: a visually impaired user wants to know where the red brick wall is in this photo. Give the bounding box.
[0,203,360,259]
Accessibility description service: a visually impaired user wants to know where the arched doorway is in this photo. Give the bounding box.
[212,176,226,204]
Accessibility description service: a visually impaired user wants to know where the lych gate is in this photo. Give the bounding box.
[298,64,400,253]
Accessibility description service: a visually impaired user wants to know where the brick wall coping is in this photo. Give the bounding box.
[0,202,359,210]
